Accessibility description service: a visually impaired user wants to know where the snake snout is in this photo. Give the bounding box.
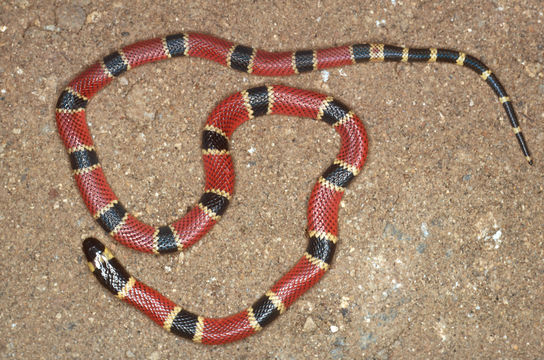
[82,237,105,263]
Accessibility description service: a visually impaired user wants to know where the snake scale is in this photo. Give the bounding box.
[55,32,532,345]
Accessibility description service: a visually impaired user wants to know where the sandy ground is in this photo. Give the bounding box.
[1,0,543,359]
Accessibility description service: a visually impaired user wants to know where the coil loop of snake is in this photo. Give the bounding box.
[56,33,532,345]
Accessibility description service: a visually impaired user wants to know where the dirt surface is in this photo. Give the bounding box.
[1,0,543,359]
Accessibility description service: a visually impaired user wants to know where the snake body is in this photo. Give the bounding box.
[56,33,532,345]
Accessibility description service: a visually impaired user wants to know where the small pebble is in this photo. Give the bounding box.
[421,222,429,238]
[330,325,339,333]
[302,317,317,332]
[86,11,101,24]
[524,62,542,78]
[44,25,61,32]
[321,70,329,83]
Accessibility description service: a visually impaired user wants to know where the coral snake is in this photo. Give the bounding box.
[56,33,532,345]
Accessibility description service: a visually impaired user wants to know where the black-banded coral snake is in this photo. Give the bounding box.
[56,33,532,344]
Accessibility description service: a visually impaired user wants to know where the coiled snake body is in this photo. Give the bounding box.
[56,33,532,345]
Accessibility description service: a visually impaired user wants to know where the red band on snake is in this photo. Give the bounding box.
[57,33,532,345]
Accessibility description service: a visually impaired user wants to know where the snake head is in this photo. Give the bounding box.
[82,237,131,295]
